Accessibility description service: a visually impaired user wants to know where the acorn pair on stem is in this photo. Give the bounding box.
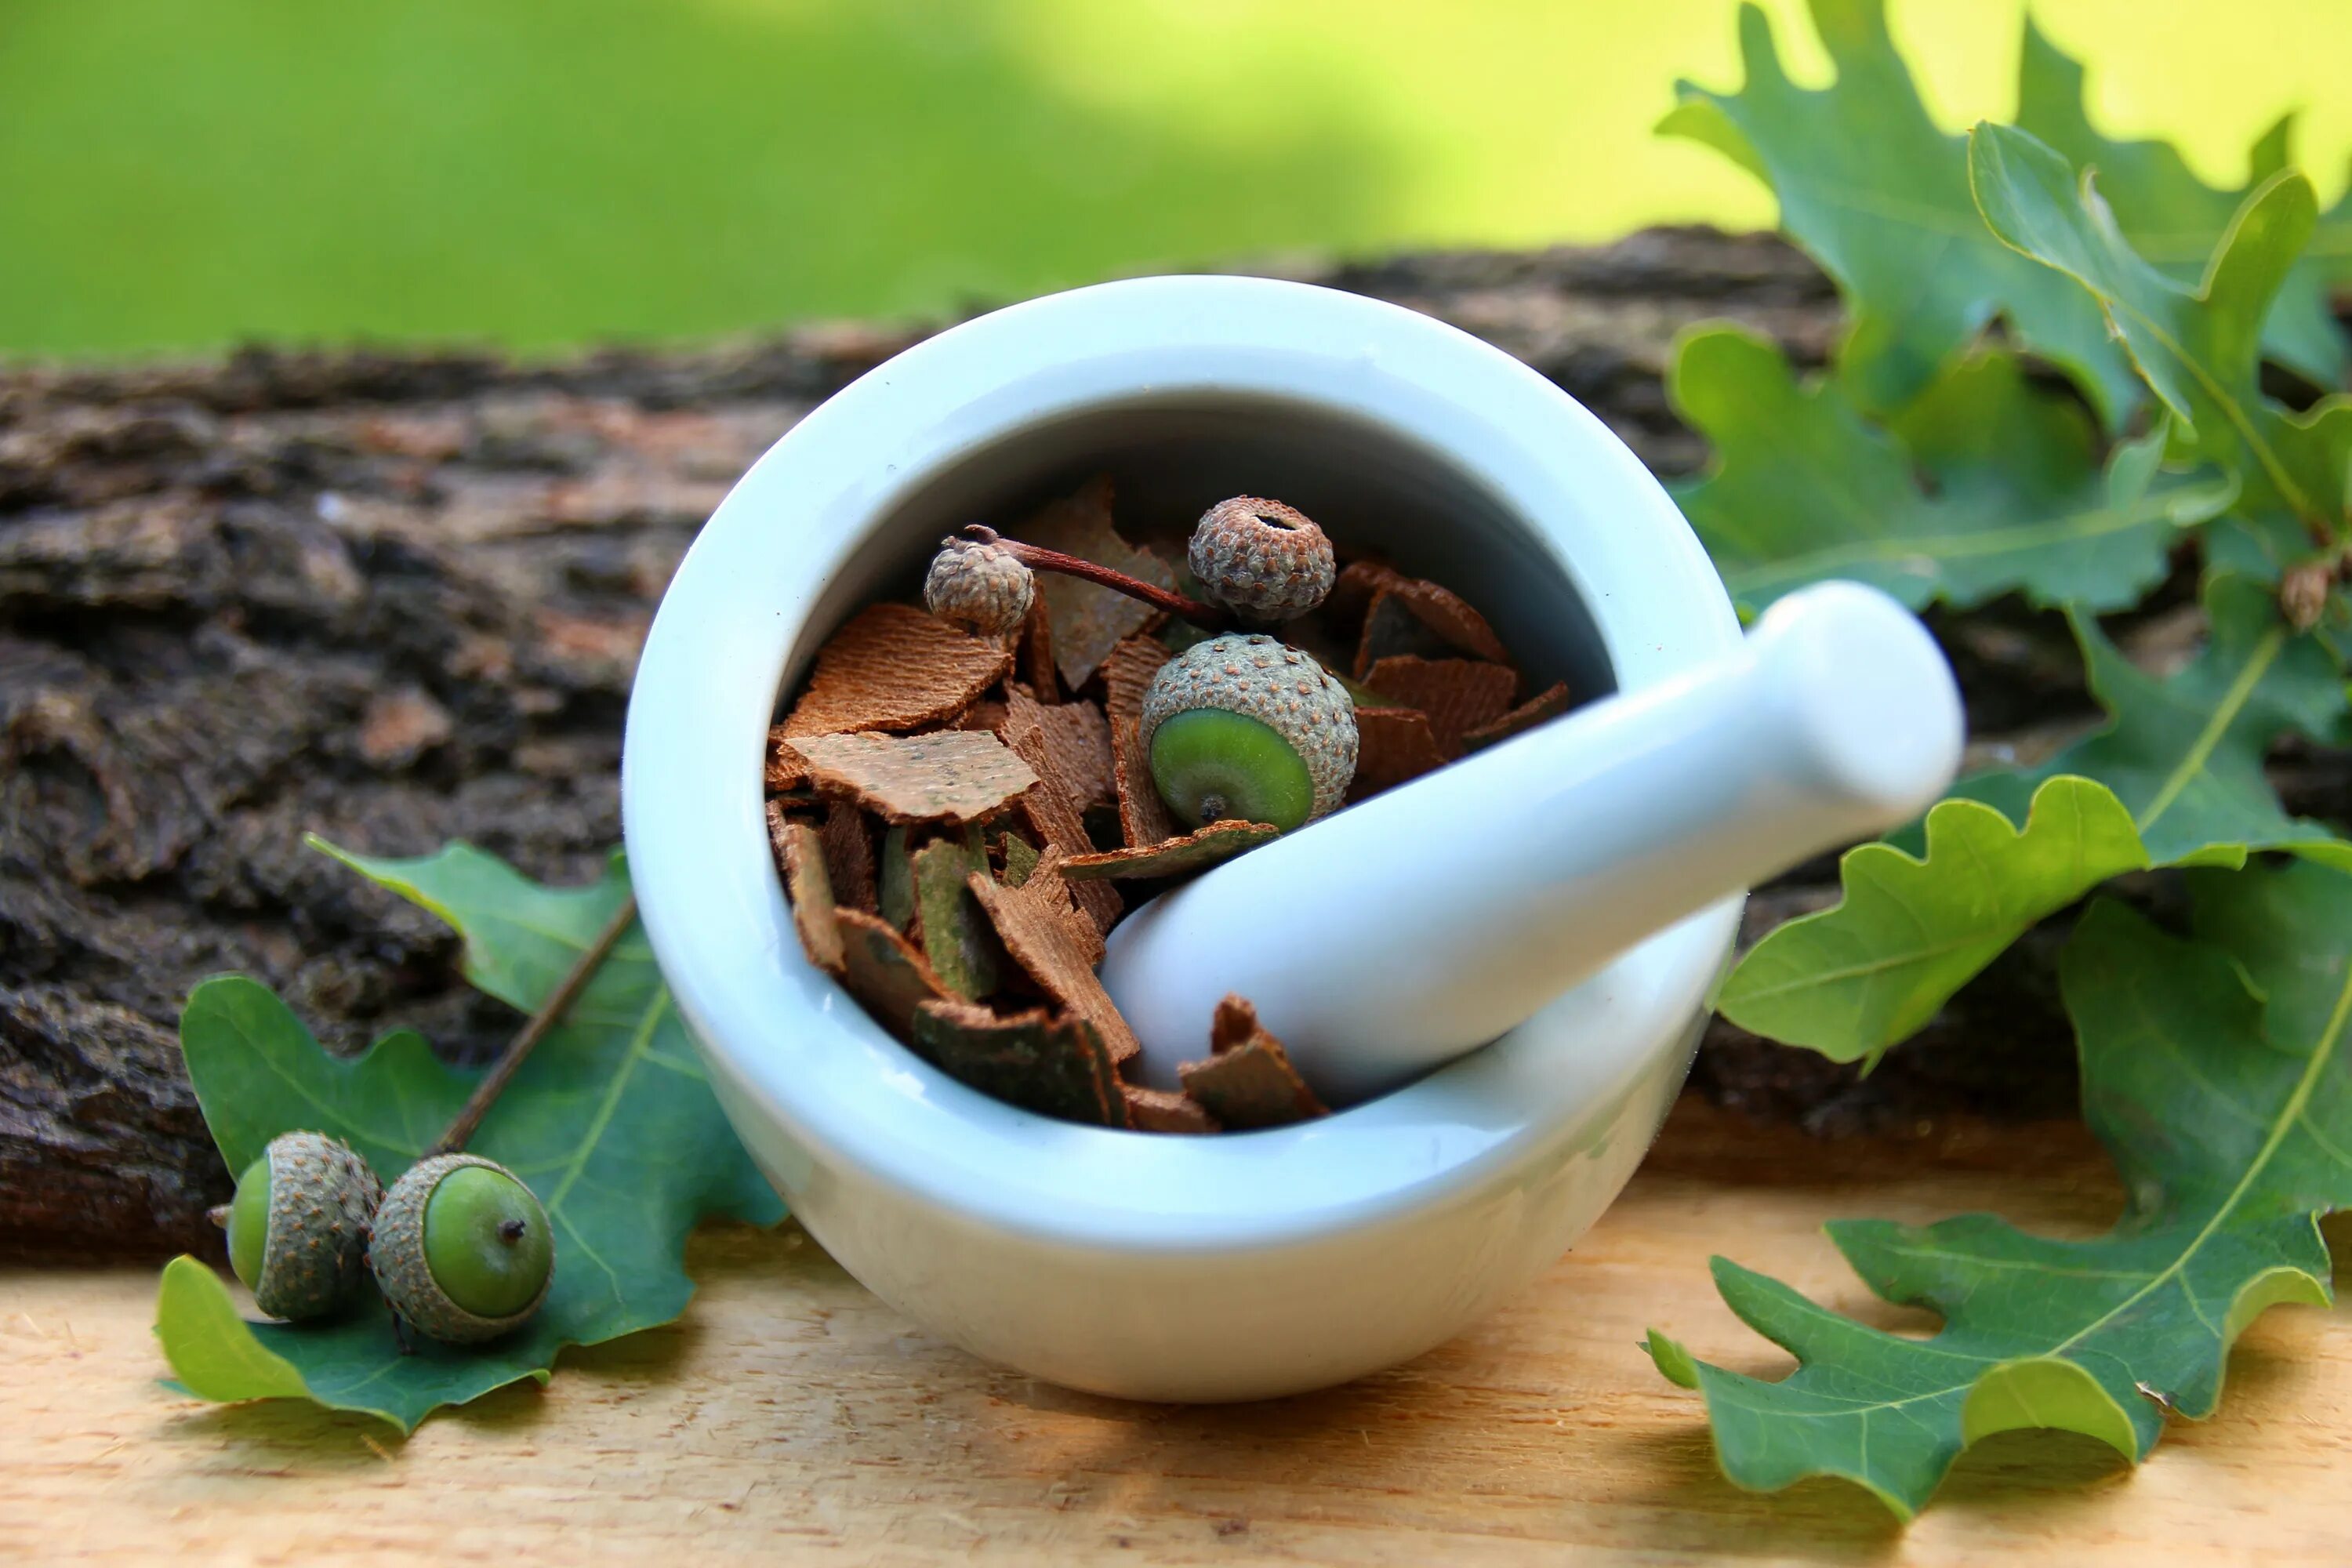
[212,895,639,1345]
[926,496,1358,833]
[221,1134,554,1345]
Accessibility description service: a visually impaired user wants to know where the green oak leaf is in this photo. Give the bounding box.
[2322,176,2352,296]
[1715,776,2147,1062]
[2013,18,2346,387]
[1971,122,2352,550]
[1661,0,2137,418]
[1653,869,2352,1519]
[155,842,782,1432]
[1671,327,2233,614]
[1940,573,2352,871]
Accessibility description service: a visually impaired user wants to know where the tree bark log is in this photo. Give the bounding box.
[0,227,2307,1257]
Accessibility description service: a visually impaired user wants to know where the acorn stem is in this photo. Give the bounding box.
[960,524,1230,628]
[427,892,640,1158]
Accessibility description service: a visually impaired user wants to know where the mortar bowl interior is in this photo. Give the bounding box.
[622,275,1741,1401]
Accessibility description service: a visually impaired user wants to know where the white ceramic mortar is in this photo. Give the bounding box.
[622,275,1751,1402]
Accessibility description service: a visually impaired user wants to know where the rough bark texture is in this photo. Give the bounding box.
[0,227,2317,1257]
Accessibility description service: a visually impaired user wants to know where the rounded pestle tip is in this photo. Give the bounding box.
[1748,581,1964,826]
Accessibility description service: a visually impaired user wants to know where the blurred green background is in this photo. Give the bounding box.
[5,0,2347,357]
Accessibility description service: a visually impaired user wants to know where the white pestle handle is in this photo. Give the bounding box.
[1098,580,1965,1106]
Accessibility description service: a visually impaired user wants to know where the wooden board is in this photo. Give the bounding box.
[5,1098,2347,1565]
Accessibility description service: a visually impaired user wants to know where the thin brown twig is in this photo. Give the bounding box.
[427,892,640,1157]
[960,524,1229,628]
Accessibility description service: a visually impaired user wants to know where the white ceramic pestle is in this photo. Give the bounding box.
[1101,579,1965,1105]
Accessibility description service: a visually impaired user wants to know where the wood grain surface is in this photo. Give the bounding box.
[6,1098,2346,1566]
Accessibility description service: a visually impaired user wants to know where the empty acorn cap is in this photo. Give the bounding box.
[1187,498,1336,625]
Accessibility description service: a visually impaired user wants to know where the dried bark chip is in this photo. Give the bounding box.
[1336,560,1511,667]
[765,725,811,791]
[1002,697,1122,935]
[878,825,915,931]
[1461,681,1574,750]
[1019,594,1062,704]
[1180,995,1329,1131]
[779,603,1012,738]
[966,866,1138,1062]
[786,729,1039,826]
[1363,655,1517,757]
[1101,633,1176,848]
[1000,832,1041,888]
[955,699,1010,735]
[835,908,952,1038]
[773,815,845,978]
[1022,477,1177,689]
[1121,1083,1221,1134]
[911,1000,1126,1127]
[1033,858,1109,969]
[1059,819,1280,881]
[819,798,879,913]
[1207,992,1260,1054]
[1037,699,1115,814]
[1353,590,1460,675]
[911,837,1001,1001]
[1350,706,1446,797]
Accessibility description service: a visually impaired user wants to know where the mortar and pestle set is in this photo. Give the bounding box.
[621,277,1962,1402]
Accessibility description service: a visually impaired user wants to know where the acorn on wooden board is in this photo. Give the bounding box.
[221,1131,383,1322]
[368,1153,556,1345]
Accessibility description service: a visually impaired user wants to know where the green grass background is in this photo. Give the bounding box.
[5,0,2347,356]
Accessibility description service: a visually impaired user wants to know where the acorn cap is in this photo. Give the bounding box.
[369,1153,554,1345]
[1187,498,1336,625]
[1138,633,1358,820]
[249,1131,383,1321]
[924,536,1035,637]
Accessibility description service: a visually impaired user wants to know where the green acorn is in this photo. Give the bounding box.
[368,1153,555,1345]
[222,1131,383,1321]
[1138,633,1357,831]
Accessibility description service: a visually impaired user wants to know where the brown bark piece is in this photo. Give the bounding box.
[786,730,1038,826]
[1180,995,1329,1130]
[955,699,1009,736]
[779,603,1012,738]
[1019,595,1061,704]
[1462,681,1575,750]
[765,725,811,791]
[1353,590,1461,674]
[910,837,1000,1001]
[966,866,1138,1062]
[1337,560,1512,668]
[818,799,879,913]
[773,815,846,978]
[1121,1083,1221,1134]
[835,909,953,1039]
[1022,477,1177,690]
[911,1000,1125,1128]
[877,825,915,931]
[1002,692,1122,935]
[1000,832,1042,889]
[1350,706,1447,796]
[1363,655,1517,757]
[1059,819,1279,881]
[1036,699,1116,815]
[1101,633,1177,848]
